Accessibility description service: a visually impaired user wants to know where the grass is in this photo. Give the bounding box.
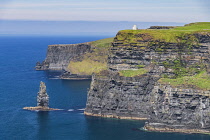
[91,37,114,48]
[174,22,210,31]
[67,37,114,75]
[68,59,107,75]
[116,22,210,43]
[67,47,108,75]
[159,71,210,90]
[67,22,210,76]
[119,69,148,77]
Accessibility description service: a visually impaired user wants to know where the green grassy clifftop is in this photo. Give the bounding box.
[113,22,210,90]
[68,22,210,90]
[116,22,210,43]
[67,37,114,75]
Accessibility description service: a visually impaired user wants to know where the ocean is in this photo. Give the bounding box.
[0,35,209,140]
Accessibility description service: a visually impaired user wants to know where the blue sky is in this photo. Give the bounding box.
[0,0,209,35]
[0,0,209,22]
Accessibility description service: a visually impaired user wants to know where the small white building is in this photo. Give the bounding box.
[132,25,138,30]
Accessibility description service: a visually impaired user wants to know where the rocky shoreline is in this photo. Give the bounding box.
[36,43,91,71]
[84,111,147,120]
[144,124,210,135]
[60,71,91,80]
[35,22,210,135]
[23,106,60,111]
[84,23,210,134]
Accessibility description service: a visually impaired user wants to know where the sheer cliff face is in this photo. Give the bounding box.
[36,43,91,70]
[149,84,210,130]
[85,71,158,119]
[85,23,210,131]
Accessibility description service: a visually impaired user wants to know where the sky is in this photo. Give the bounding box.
[0,0,209,22]
[0,0,209,35]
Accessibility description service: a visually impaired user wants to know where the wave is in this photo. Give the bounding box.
[49,78,60,79]
[68,109,74,111]
[77,108,85,111]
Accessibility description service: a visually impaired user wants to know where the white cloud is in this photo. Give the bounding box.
[0,8,208,23]
[0,0,209,22]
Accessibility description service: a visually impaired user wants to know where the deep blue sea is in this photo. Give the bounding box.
[0,35,209,140]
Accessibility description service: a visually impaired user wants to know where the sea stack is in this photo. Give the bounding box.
[23,81,59,111]
[37,81,49,108]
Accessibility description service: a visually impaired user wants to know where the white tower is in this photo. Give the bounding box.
[132,25,138,30]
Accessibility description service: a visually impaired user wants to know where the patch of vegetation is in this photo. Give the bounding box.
[67,37,114,75]
[91,37,114,48]
[137,65,145,68]
[119,68,148,77]
[162,58,206,78]
[68,59,107,75]
[159,71,210,90]
[116,22,210,43]
[174,22,210,31]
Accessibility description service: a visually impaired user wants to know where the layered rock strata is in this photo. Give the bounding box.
[85,23,210,133]
[148,26,177,29]
[36,43,91,70]
[145,84,210,133]
[60,71,91,80]
[37,81,49,107]
[85,71,158,120]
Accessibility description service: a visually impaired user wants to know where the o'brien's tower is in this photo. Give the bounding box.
[132,25,138,30]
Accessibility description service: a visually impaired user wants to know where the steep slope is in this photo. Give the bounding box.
[36,38,114,79]
[36,43,91,70]
[67,37,113,75]
[85,22,210,134]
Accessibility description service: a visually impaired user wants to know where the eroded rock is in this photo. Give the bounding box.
[37,81,49,108]
[23,81,59,111]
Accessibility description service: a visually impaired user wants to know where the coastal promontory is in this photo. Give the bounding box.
[84,22,210,134]
[36,22,210,134]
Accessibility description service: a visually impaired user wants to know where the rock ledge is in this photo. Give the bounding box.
[23,106,60,111]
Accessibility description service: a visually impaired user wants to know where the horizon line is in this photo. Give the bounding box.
[0,19,190,24]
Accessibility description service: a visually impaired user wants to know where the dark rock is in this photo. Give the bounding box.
[85,71,159,119]
[148,84,210,130]
[36,43,91,70]
[148,26,178,29]
[23,81,60,111]
[37,81,49,107]
[194,33,210,43]
[60,71,91,80]
[85,27,210,133]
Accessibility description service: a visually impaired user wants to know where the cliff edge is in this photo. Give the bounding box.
[84,22,210,134]
[36,38,114,79]
[36,43,91,70]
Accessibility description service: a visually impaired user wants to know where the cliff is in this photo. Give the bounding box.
[84,22,210,134]
[36,43,91,70]
[36,38,113,79]
[145,83,210,134]
[85,70,158,120]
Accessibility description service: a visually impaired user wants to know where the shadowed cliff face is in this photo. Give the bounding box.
[85,71,158,119]
[36,43,91,70]
[85,23,210,132]
[148,84,210,130]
